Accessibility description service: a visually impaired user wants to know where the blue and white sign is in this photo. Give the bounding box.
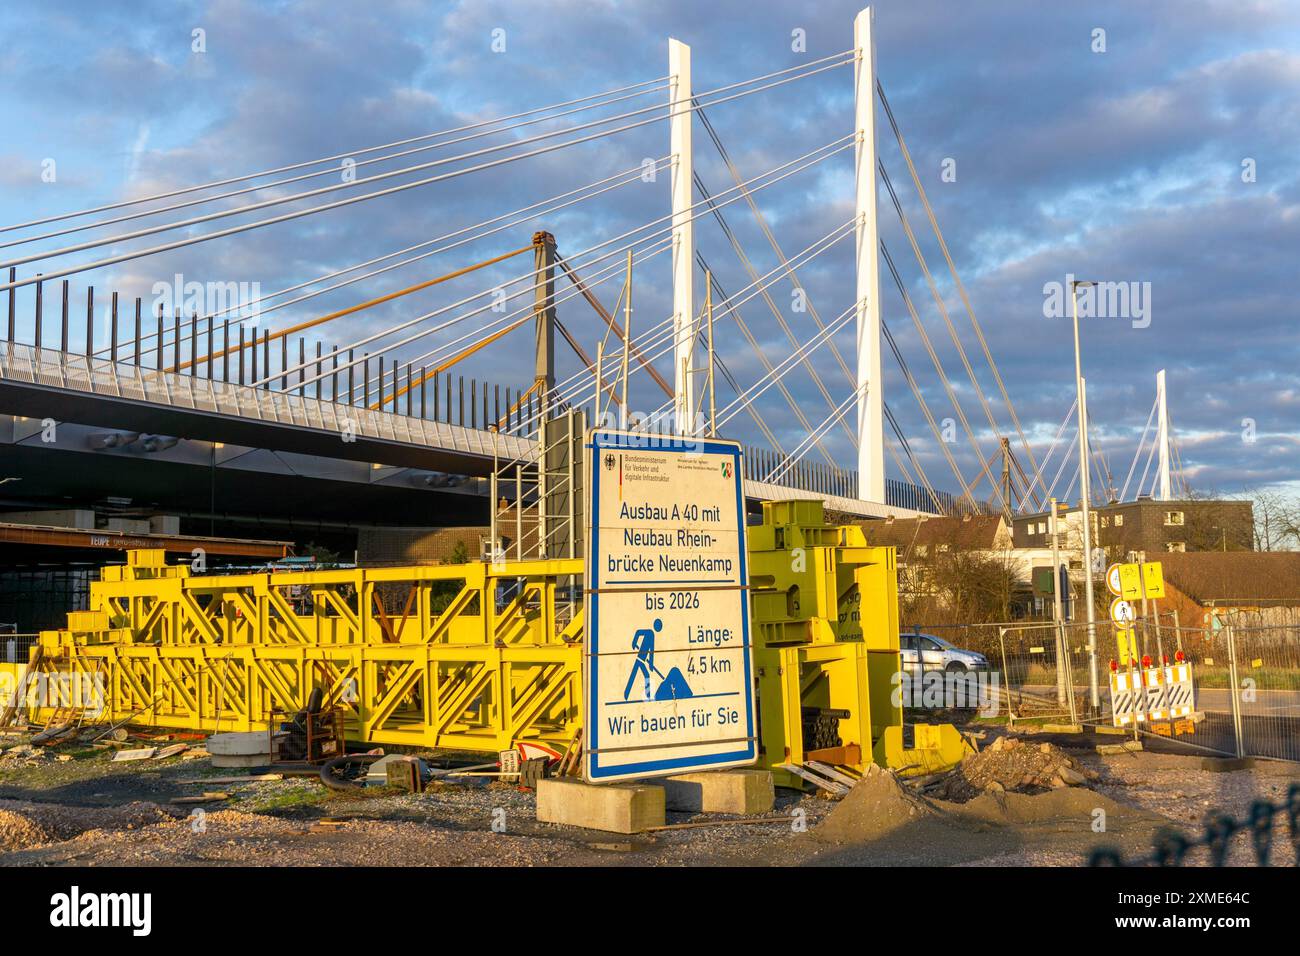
[583,428,756,783]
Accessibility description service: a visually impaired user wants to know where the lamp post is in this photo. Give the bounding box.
[1071,279,1100,709]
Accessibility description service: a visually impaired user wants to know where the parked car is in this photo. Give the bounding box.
[900,631,990,675]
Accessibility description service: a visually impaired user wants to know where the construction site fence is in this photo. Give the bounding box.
[3,634,38,665]
[906,620,1300,763]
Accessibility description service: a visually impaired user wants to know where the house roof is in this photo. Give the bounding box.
[858,515,1006,552]
[1159,552,1300,604]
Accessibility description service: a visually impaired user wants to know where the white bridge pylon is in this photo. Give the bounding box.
[666,9,885,503]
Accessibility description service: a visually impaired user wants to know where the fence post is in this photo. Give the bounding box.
[998,627,1015,726]
[1226,624,1245,759]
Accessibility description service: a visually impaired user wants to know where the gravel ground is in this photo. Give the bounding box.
[0,730,1294,867]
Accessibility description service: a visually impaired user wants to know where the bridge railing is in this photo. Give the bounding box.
[0,341,533,462]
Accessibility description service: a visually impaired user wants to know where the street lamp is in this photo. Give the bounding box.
[1071,279,1100,709]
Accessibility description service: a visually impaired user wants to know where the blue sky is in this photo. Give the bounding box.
[1,0,1298,505]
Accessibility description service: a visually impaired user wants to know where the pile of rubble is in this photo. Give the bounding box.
[1,743,70,764]
[930,735,1098,803]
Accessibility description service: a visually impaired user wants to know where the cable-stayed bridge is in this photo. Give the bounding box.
[0,6,1122,555]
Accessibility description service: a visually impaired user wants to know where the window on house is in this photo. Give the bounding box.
[1165,511,1184,526]
[1166,541,1186,553]
[1101,516,1109,528]
[1114,514,1124,527]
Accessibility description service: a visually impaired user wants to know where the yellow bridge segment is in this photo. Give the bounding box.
[6,500,969,780]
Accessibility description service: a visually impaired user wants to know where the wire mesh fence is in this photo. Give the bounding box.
[1172,623,1300,762]
[904,619,1300,763]
[1092,785,1300,867]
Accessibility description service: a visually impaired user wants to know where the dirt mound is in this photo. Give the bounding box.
[931,736,1097,802]
[955,787,1136,825]
[815,764,941,844]
[0,799,174,853]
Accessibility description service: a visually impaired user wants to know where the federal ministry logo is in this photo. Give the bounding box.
[604,453,617,472]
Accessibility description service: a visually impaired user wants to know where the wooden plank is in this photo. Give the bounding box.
[169,792,230,804]
[805,761,860,788]
[178,774,283,785]
[111,747,157,762]
[776,762,848,795]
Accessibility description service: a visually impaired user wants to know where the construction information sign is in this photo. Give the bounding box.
[583,428,756,783]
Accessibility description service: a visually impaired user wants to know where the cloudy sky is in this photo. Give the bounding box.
[1,0,1297,508]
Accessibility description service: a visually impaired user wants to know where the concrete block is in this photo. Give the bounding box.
[1096,740,1143,756]
[211,752,274,768]
[1041,723,1083,734]
[1200,756,1254,773]
[661,769,775,814]
[208,731,273,756]
[536,778,665,833]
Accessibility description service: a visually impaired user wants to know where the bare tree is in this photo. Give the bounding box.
[1250,488,1300,551]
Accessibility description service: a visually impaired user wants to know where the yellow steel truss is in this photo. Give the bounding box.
[30,553,584,754]
[19,504,969,778]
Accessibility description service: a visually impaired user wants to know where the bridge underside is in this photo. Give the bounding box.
[0,347,933,535]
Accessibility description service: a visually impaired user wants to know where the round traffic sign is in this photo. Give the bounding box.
[1106,563,1123,597]
[1109,598,1136,626]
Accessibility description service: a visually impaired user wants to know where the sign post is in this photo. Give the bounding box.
[582,429,756,783]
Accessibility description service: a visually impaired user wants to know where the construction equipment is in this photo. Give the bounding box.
[747,499,971,786]
[10,502,970,785]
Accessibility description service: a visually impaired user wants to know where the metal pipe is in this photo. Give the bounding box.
[1071,280,1100,709]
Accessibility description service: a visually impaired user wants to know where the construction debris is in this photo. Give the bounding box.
[927,735,1099,803]
[111,747,158,762]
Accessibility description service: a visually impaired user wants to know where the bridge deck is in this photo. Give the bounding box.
[0,344,929,518]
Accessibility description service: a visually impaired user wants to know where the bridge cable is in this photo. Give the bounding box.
[879,162,1009,514]
[0,55,854,287]
[114,158,669,364]
[511,216,858,439]
[877,79,1043,509]
[694,171,857,449]
[880,317,975,512]
[0,76,673,235]
[1019,396,1077,509]
[283,137,854,393]
[0,84,678,252]
[1118,395,1159,502]
[695,259,836,466]
[880,238,1006,512]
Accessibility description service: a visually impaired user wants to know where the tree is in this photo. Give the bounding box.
[1249,488,1300,551]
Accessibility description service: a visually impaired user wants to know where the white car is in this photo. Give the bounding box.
[900,631,990,675]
